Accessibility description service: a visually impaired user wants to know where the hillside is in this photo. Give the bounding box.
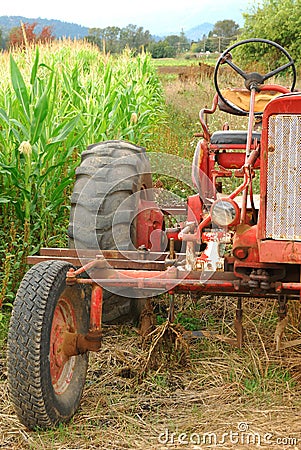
[0,16,89,39]
[0,15,213,41]
[185,22,214,41]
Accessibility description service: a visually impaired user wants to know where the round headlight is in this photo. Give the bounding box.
[210,198,240,227]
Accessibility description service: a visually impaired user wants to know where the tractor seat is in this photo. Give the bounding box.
[210,130,261,146]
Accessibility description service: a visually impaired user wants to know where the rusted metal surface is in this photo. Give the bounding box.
[90,284,103,331]
[40,248,98,257]
[25,87,301,317]
[38,247,169,260]
[161,206,187,215]
[136,198,164,251]
[139,299,156,338]
[260,84,291,95]
[50,295,77,392]
[275,282,301,292]
[29,255,167,270]
[28,248,176,269]
[259,240,301,263]
[61,284,103,357]
[27,255,85,266]
[70,276,243,293]
[199,93,218,141]
[62,330,102,356]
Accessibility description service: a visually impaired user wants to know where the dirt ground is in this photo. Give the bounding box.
[1,296,301,449]
[157,63,215,82]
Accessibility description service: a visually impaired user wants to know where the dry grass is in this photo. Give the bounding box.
[1,296,301,449]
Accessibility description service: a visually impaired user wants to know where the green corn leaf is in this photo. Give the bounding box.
[30,91,49,145]
[50,178,72,203]
[46,73,58,121]
[35,162,65,187]
[49,116,80,144]
[10,55,30,121]
[10,118,29,140]
[104,65,112,98]
[30,47,40,85]
[45,196,66,211]
[0,108,10,125]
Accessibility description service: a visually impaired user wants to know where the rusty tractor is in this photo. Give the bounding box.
[7,38,301,429]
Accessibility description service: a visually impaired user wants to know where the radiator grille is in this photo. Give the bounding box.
[266,114,301,240]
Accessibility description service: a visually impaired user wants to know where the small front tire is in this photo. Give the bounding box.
[7,260,89,429]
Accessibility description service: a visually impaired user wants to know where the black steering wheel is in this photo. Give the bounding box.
[214,38,297,115]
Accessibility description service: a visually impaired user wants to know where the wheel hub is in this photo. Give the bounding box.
[50,296,77,394]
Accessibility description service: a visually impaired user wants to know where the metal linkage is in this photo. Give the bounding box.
[63,269,103,356]
[274,295,301,351]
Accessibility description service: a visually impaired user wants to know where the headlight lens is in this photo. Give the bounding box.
[210,198,240,227]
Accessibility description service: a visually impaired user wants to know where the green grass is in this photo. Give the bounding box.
[0,307,10,350]
[152,55,218,67]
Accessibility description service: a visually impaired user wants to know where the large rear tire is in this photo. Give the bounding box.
[7,260,89,430]
[68,140,153,323]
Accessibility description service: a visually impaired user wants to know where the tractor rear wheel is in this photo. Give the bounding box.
[7,260,89,430]
[68,140,153,324]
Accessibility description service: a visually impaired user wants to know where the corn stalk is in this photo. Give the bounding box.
[0,40,166,304]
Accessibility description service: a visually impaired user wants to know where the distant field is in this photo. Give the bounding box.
[152,54,218,67]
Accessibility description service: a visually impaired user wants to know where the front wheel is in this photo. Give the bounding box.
[7,260,89,429]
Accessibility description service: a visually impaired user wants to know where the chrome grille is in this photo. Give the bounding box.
[266,114,301,240]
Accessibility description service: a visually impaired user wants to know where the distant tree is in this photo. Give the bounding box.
[87,24,151,53]
[190,34,208,53]
[148,40,176,58]
[87,27,121,52]
[179,30,190,52]
[163,33,190,53]
[190,41,203,53]
[148,31,189,58]
[239,0,301,64]
[205,20,240,52]
[212,20,240,39]
[103,26,122,53]
[86,28,103,48]
[9,22,55,47]
[38,26,55,43]
[119,24,151,52]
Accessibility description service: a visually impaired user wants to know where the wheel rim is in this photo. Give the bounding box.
[50,295,77,395]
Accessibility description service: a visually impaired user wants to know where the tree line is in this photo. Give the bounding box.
[238,0,301,65]
[0,20,240,57]
[1,1,301,63]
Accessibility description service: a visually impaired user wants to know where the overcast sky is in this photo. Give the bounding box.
[1,0,253,34]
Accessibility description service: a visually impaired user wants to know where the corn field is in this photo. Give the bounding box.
[0,39,166,306]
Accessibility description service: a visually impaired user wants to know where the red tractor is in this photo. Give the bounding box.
[7,38,301,429]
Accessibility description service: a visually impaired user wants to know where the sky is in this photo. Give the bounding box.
[1,0,253,34]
